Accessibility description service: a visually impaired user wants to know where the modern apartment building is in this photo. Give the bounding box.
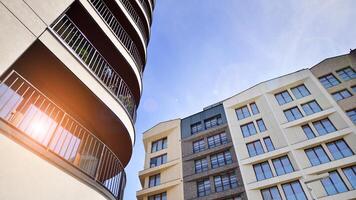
[0,0,154,199]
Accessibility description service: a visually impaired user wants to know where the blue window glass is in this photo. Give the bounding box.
[284,107,303,122]
[346,109,356,124]
[197,179,211,197]
[254,161,273,181]
[291,84,310,99]
[319,74,340,88]
[257,119,267,132]
[275,91,293,105]
[337,67,356,81]
[302,124,316,139]
[272,156,294,176]
[247,140,264,157]
[327,139,353,160]
[241,122,257,137]
[305,146,330,166]
[301,100,322,115]
[312,118,336,136]
[250,102,260,115]
[343,166,356,189]
[261,186,282,200]
[332,89,352,101]
[321,171,348,195]
[236,105,251,120]
[263,137,275,152]
[282,181,307,200]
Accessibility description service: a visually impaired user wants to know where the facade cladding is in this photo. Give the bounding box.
[138,50,356,200]
[0,0,154,200]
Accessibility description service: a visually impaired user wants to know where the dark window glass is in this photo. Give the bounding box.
[253,161,273,181]
[210,151,232,169]
[326,139,353,160]
[204,115,223,129]
[197,179,211,197]
[301,100,322,115]
[214,171,238,192]
[312,118,336,136]
[261,186,282,200]
[346,109,356,124]
[195,158,208,173]
[236,105,251,120]
[191,122,203,134]
[272,156,294,176]
[352,85,356,93]
[193,139,205,153]
[241,122,257,137]
[305,146,330,166]
[150,154,167,168]
[250,102,260,115]
[263,137,275,152]
[284,107,303,122]
[275,91,293,105]
[332,89,352,101]
[207,132,228,149]
[257,119,267,132]
[321,171,348,195]
[291,84,310,99]
[319,74,340,88]
[247,140,264,157]
[282,181,307,200]
[148,192,167,200]
[149,174,160,187]
[337,67,356,81]
[343,166,356,189]
[302,124,316,139]
[151,138,167,153]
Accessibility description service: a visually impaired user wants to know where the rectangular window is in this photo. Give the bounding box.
[282,181,307,200]
[343,166,356,189]
[253,161,273,181]
[275,91,293,105]
[284,107,303,122]
[241,122,257,137]
[291,84,310,99]
[207,132,228,149]
[305,146,330,166]
[191,122,203,134]
[257,119,267,132]
[148,192,167,200]
[337,67,356,81]
[197,179,211,197]
[263,137,275,152]
[151,138,167,153]
[250,102,260,115]
[149,174,160,187]
[326,139,353,160]
[210,151,232,169]
[312,118,336,135]
[332,89,352,101]
[302,124,316,139]
[352,85,356,93]
[272,156,294,176]
[236,105,251,120]
[193,139,205,153]
[319,74,340,88]
[261,186,282,200]
[321,171,348,195]
[346,109,356,124]
[150,154,167,168]
[204,115,223,129]
[214,171,238,192]
[301,100,322,115]
[247,140,264,157]
[195,158,208,173]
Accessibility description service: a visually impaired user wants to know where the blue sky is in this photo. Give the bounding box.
[125,0,356,198]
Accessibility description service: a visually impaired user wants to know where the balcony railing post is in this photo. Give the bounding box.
[95,145,106,181]
[46,112,66,150]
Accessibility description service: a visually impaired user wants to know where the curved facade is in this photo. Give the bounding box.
[0,0,154,199]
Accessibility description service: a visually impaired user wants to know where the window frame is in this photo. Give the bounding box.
[291,84,310,99]
[275,90,293,105]
[284,106,303,122]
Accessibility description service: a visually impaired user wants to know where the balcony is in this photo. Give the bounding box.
[0,70,126,200]
[138,0,152,25]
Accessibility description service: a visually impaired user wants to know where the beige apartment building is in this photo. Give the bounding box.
[137,119,184,200]
[0,0,154,199]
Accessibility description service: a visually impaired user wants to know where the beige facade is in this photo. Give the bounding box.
[137,119,184,200]
[223,67,356,200]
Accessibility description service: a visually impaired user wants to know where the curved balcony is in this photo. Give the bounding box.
[0,70,126,200]
[137,0,152,25]
[50,14,137,121]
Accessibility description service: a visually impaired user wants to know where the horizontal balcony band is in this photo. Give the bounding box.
[50,14,137,121]
[137,0,152,25]
[0,70,126,200]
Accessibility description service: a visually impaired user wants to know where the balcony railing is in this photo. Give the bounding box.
[0,70,126,199]
[51,15,136,121]
[138,0,152,23]
[88,0,144,73]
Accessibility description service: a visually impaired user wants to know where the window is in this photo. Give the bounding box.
[261,186,282,200]
[337,67,356,81]
[193,139,205,153]
[253,161,273,181]
[208,132,228,148]
[191,122,203,134]
[275,91,293,105]
[272,156,294,176]
[343,166,356,189]
[291,84,310,99]
[195,158,208,173]
[214,172,238,192]
[149,174,160,187]
[236,105,251,120]
[263,137,275,152]
[204,115,223,129]
[346,109,356,124]
[352,85,356,93]
[302,124,316,139]
[326,139,353,160]
[247,140,264,157]
[312,118,336,135]
[250,102,260,115]
[282,181,307,200]
[210,151,232,169]
[151,138,167,153]
[148,192,167,200]
[319,74,340,88]
[256,119,267,132]
[197,179,211,197]
[150,154,167,168]
[241,122,257,137]
[301,100,322,115]
[305,146,330,166]
[321,171,348,195]
[284,107,303,122]
[332,89,352,101]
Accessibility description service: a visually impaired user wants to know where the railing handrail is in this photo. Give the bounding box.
[138,0,151,24]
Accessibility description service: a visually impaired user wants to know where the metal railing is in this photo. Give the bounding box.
[0,71,126,199]
[138,0,151,23]
[88,0,144,73]
[51,15,136,121]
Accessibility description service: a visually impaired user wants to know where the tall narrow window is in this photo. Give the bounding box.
[291,84,310,99]
[275,91,293,105]
[272,156,294,176]
[149,174,160,187]
[263,137,275,152]
[326,139,353,160]
[337,67,356,81]
[247,140,264,157]
[332,89,352,101]
[214,172,238,192]
[191,122,203,134]
[301,100,322,115]
[256,119,267,132]
[282,181,307,200]
[321,171,348,195]
[302,124,316,139]
[319,74,340,88]
[197,179,211,197]
[151,137,167,152]
[284,107,303,122]
[250,102,260,115]
[150,154,167,168]
[236,105,251,120]
[305,146,330,166]
[193,139,205,153]
[253,161,273,181]
[241,122,257,137]
[312,118,336,136]
[210,151,232,169]
[195,158,208,173]
[148,192,166,200]
[261,186,282,200]
[346,109,356,124]
[343,166,356,189]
